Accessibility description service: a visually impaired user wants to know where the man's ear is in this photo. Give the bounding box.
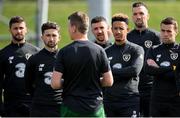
[175,29,178,36]
[72,25,76,33]
[23,25,28,34]
[127,27,130,33]
[147,13,150,21]
[41,35,44,41]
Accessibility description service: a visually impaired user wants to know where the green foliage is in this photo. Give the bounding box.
[0,1,180,49]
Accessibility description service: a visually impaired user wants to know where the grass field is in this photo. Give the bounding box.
[0,0,180,48]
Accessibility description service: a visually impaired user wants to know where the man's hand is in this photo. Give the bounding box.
[147,59,159,68]
[177,92,180,96]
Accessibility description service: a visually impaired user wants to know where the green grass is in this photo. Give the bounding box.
[1,1,180,48]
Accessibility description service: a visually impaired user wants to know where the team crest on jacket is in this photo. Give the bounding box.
[144,40,152,48]
[44,72,52,85]
[170,53,178,60]
[25,53,32,60]
[123,54,131,62]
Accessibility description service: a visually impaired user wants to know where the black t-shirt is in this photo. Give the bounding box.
[0,42,39,107]
[54,40,110,113]
[127,28,161,94]
[104,41,144,101]
[25,48,62,107]
[144,43,180,101]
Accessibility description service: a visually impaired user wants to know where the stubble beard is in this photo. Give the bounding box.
[13,35,24,42]
[135,20,146,29]
[46,42,57,48]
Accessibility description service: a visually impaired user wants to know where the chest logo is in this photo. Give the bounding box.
[15,63,25,78]
[144,40,152,48]
[108,56,113,60]
[44,72,52,85]
[108,56,113,64]
[170,53,178,60]
[39,64,45,71]
[25,53,32,60]
[156,54,161,62]
[8,56,14,64]
[123,54,131,62]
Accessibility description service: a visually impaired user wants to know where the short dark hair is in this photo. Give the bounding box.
[91,16,107,25]
[41,21,60,34]
[9,16,25,28]
[68,11,89,34]
[132,2,148,9]
[161,17,178,31]
[112,13,129,25]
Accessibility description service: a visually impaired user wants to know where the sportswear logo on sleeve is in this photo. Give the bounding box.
[170,53,178,60]
[123,54,131,62]
[113,63,122,69]
[39,64,45,71]
[144,40,152,48]
[8,56,14,64]
[160,61,170,67]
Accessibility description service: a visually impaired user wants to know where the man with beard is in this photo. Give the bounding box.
[0,16,39,116]
[25,21,62,117]
[91,16,112,49]
[144,17,180,117]
[127,2,160,117]
[104,13,144,117]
